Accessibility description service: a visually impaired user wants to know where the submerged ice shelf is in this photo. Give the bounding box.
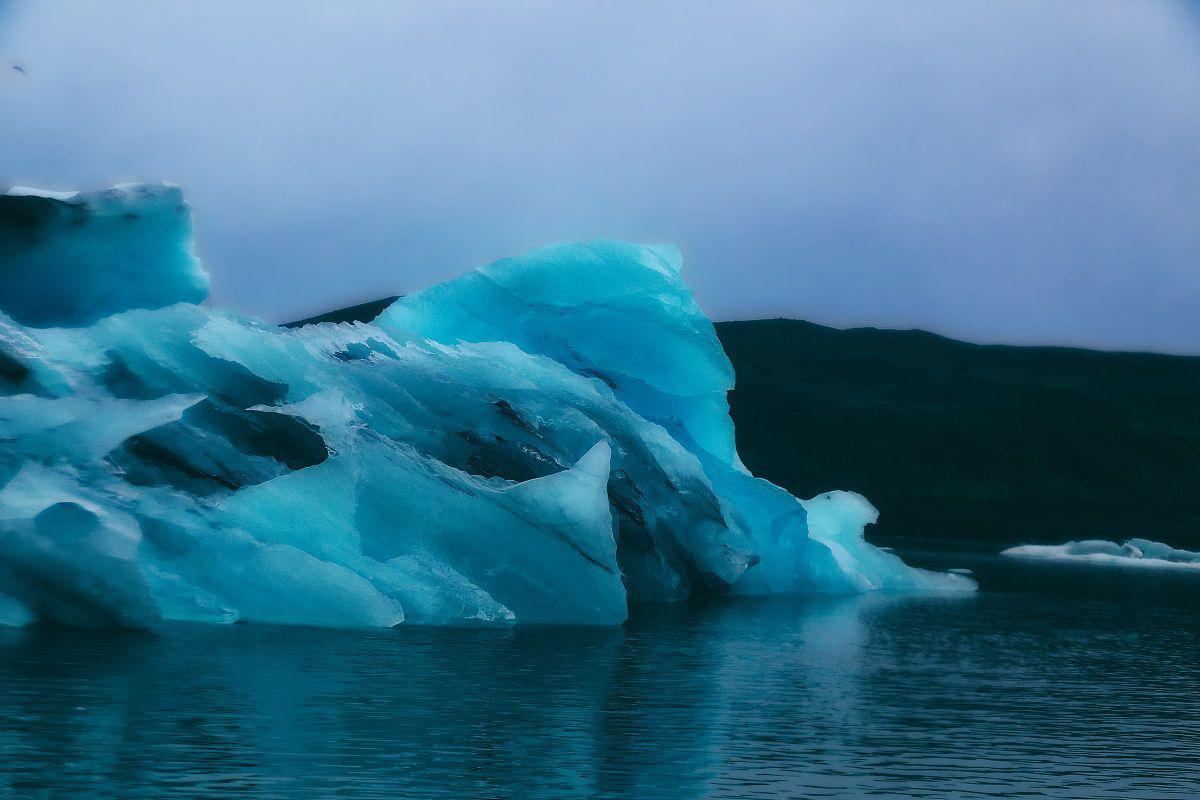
[0,183,972,628]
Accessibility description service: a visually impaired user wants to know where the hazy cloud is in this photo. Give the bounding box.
[2,1,1198,352]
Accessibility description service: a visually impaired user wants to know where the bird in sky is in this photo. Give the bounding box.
[11,64,27,76]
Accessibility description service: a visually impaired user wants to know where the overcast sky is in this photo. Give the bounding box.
[2,1,1199,352]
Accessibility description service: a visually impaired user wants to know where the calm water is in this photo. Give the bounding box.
[0,547,1197,799]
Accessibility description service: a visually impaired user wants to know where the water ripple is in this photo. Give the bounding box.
[0,556,1196,799]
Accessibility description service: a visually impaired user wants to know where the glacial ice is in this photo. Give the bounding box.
[1,184,209,327]
[1002,539,1200,571]
[0,184,972,629]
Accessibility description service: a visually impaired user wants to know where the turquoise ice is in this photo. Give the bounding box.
[0,184,972,628]
[0,184,208,327]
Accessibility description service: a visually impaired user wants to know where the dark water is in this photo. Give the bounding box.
[0,549,1197,799]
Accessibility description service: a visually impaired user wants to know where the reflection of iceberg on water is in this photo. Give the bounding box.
[0,183,973,629]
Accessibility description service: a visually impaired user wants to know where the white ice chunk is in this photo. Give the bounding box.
[1002,539,1200,571]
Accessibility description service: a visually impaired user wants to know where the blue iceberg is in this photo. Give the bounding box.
[0,184,972,628]
[0,184,208,327]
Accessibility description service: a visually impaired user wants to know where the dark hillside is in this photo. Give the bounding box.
[282,296,400,328]
[717,319,1200,548]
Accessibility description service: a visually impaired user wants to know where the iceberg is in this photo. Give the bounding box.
[1002,539,1200,571]
[0,184,209,327]
[0,184,972,629]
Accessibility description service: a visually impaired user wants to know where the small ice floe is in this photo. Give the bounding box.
[1001,538,1200,571]
[948,568,973,576]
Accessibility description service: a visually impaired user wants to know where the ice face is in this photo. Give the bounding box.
[0,184,972,629]
[379,242,740,466]
[0,184,209,327]
[379,241,970,598]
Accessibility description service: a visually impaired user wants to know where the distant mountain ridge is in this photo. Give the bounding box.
[283,296,401,328]
[286,303,1200,550]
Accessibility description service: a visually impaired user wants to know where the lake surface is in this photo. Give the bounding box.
[0,545,1196,799]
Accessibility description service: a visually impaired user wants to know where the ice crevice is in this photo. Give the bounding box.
[0,184,973,629]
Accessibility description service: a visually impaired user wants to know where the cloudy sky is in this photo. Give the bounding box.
[2,1,1198,352]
